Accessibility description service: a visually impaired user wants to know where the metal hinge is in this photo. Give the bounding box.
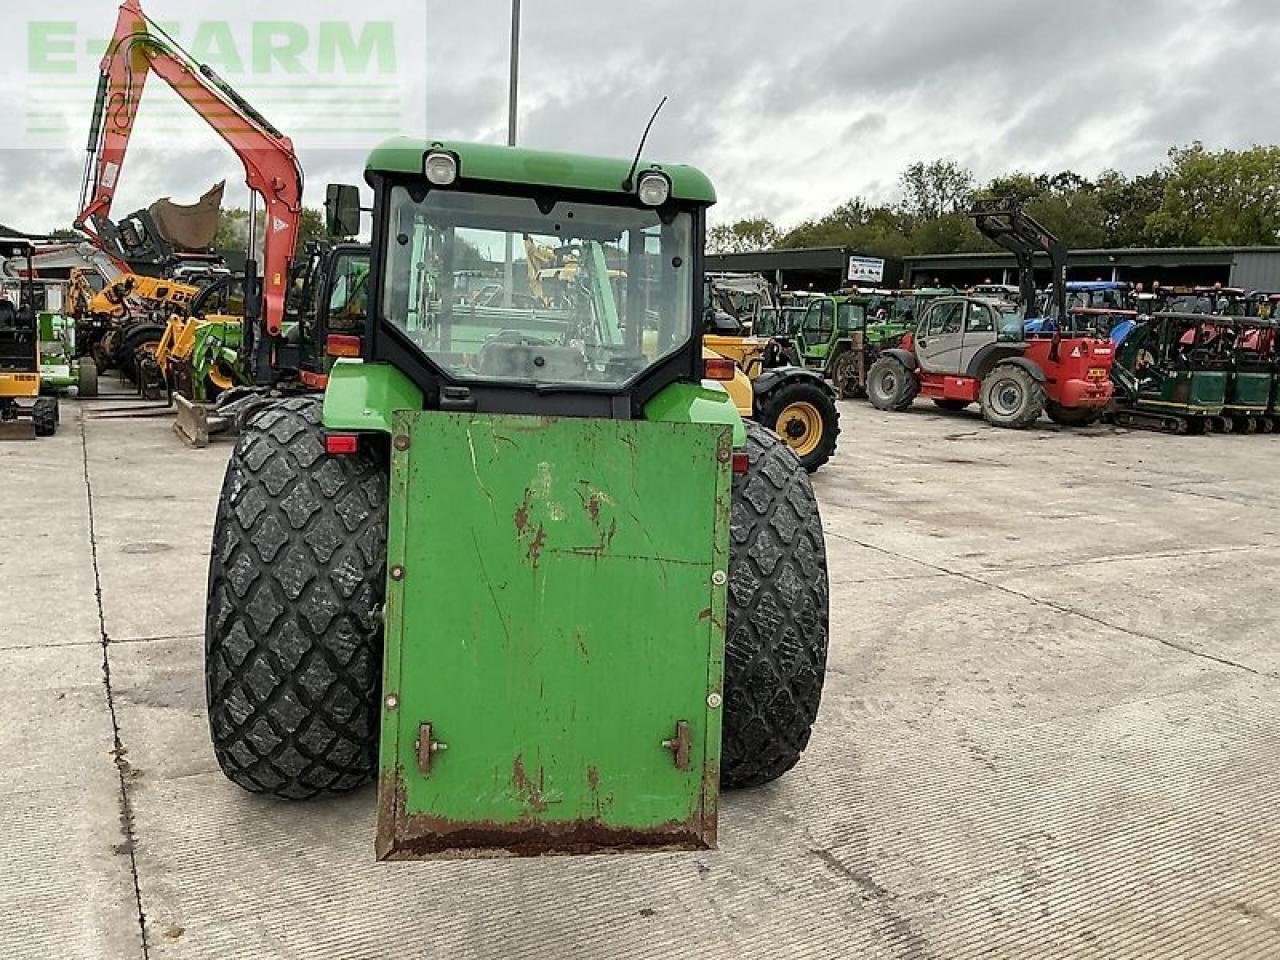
[415,722,448,775]
[662,720,691,771]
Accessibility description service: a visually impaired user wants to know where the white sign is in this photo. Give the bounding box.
[847,255,886,284]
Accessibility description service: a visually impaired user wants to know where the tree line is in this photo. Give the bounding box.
[708,143,1280,257]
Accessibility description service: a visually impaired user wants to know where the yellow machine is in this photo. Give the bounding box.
[702,330,840,473]
[0,238,60,439]
[88,272,201,319]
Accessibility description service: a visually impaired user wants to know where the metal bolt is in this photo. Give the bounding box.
[385,694,399,710]
[390,565,405,581]
[717,447,731,463]
[393,435,410,451]
[711,570,727,587]
[707,693,722,709]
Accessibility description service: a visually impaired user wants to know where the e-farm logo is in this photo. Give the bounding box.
[12,5,424,149]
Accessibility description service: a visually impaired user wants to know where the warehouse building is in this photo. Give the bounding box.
[706,245,1280,293]
[905,246,1280,291]
[705,246,904,292]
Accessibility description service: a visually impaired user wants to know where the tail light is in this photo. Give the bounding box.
[732,452,750,474]
[326,334,362,358]
[325,433,359,455]
[704,357,736,381]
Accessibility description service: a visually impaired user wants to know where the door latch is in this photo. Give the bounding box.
[415,722,448,775]
[662,721,691,771]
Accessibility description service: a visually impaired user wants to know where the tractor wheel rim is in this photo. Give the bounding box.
[993,380,1022,415]
[880,370,896,395]
[776,401,823,457]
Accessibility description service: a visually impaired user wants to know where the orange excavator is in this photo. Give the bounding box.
[73,0,305,385]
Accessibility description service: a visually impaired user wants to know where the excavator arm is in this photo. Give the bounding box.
[75,0,303,343]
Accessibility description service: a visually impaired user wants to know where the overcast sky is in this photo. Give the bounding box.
[2,0,1279,237]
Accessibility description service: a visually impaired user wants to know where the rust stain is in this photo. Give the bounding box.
[587,766,600,791]
[526,525,546,565]
[697,607,713,622]
[575,630,590,661]
[380,764,712,859]
[513,488,533,535]
[511,755,549,814]
[586,491,602,524]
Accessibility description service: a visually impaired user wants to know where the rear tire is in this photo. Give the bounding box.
[722,421,829,789]
[204,397,388,799]
[1045,401,1101,427]
[756,380,840,473]
[931,398,970,412]
[77,359,99,399]
[831,351,864,399]
[866,357,920,412]
[980,364,1045,429]
[32,397,59,437]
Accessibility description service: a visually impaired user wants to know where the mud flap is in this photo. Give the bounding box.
[377,412,732,859]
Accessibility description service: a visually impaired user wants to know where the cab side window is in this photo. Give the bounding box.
[966,304,995,333]
[926,301,963,336]
[803,300,835,342]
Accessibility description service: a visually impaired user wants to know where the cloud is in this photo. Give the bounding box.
[1,0,1278,235]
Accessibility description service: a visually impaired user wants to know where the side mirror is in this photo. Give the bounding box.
[325,184,361,238]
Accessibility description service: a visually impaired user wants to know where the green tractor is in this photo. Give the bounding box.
[204,139,830,858]
[781,293,916,399]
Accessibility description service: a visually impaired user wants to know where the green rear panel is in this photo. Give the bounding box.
[1225,372,1273,413]
[377,412,731,859]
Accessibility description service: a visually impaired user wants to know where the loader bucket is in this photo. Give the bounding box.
[377,412,731,859]
[149,181,225,251]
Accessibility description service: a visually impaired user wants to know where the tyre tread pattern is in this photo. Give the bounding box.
[205,397,387,800]
[722,421,830,789]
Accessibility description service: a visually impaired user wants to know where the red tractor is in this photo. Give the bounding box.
[867,202,1115,428]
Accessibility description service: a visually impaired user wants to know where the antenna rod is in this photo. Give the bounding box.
[621,96,668,191]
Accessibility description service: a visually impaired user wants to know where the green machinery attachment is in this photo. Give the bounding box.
[1111,312,1231,434]
[204,138,830,859]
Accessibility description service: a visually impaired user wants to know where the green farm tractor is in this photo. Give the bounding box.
[204,139,830,858]
[774,293,913,399]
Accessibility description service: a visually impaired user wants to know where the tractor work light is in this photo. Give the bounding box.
[424,151,458,186]
[637,171,671,206]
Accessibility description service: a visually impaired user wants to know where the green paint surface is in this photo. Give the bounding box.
[644,380,746,448]
[366,137,717,204]
[379,412,729,855]
[1225,372,1272,412]
[322,360,423,434]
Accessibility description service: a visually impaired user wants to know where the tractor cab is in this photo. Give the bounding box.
[0,238,59,439]
[204,138,830,860]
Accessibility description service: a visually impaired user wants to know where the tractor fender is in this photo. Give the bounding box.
[752,365,835,401]
[321,359,425,434]
[879,348,918,372]
[987,355,1045,383]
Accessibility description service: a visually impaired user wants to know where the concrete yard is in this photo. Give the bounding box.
[4,391,1280,960]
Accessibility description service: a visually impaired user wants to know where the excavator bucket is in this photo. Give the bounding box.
[149,181,225,251]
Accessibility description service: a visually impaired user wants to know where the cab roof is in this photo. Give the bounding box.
[365,137,717,205]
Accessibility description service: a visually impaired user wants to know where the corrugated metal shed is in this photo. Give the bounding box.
[1231,251,1280,292]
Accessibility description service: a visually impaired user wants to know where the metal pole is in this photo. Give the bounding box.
[502,0,520,307]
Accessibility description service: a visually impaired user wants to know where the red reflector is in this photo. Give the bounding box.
[704,357,736,381]
[325,433,359,455]
[326,334,362,358]
[732,452,750,474]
